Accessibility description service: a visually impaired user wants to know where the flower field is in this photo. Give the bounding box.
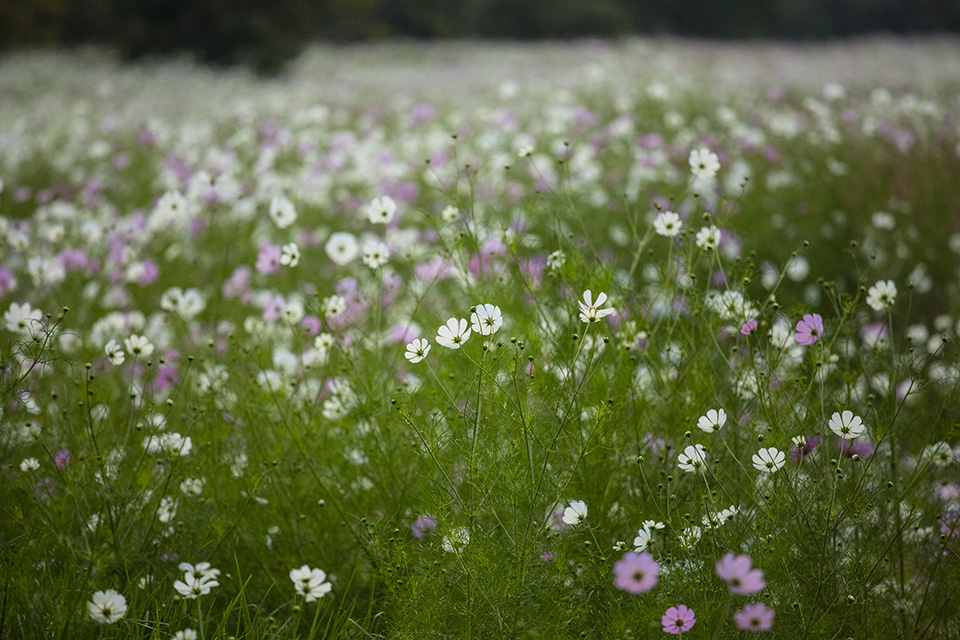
[2,39,960,638]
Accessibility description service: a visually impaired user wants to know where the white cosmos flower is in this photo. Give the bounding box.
[325,232,359,266]
[289,565,333,602]
[689,147,720,179]
[436,318,471,349]
[678,444,708,472]
[269,195,297,229]
[87,589,127,624]
[866,280,897,311]
[173,562,220,600]
[562,500,588,525]
[470,303,503,335]
[280,242,300,267]
[632,520,664,552]
[4,302,43,336]
[105,339,126,366]
[828,410,865,440]
[173,573,218,599]
[752,447,786,473]
[578,290,615,323]
[20,457,40,472]
[367,196,397,224]
[695,225,721,250]
[404,338,431,363]
[653,211,682,237]
[322,295,347,317]
[442,526,470,552]
[124,334,154,358]
[697,408,727,433]
[361,241,390,269]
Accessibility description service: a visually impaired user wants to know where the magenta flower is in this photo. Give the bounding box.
[661,605,696,634]
[794,313,823,346]
[716,553,766,595]
[54,449,71,469]
[612,551,659,594]
[256,243,282,275]
[741,320,758,335]
[410,515,437,539]
[734,602,775,631]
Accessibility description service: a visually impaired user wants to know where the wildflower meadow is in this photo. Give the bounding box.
[2,40,960,639]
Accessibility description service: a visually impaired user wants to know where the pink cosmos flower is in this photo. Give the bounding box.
[741,320,758,335]
[734,602,775,631]
[661,605,696,634]
[612,551,659,594]
[411,515,437,539]
[795,313,823,346]
[716,553,766,595]
[256,243,282,275]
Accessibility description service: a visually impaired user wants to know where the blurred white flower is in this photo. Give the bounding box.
[678,444,708,472]
[280,242,300,267]
[866,280,897,311]
[689,147,720,179]
[87,589,127,624]
[105,339,126,366]
[269,195,297,228]
[289,565,333,602]
[653,211,682,237]
[367,196,397,224]
[562,499,588,525]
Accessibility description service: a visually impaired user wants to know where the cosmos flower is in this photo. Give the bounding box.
[124,335,155,358]
[828,410,865,440]
[752,447,786,473]
[87,589,127,624]
[678,444,707,473]
[470,303,503,335]
[404,338,431,363]
[866,280,897,311]
[367,196,397,224]
[578,290,615,323]
[695,225,721,250]
[662,605,696,634]
[269,195,297,228]
[361,241,390,269]
[104,339,125,365]
[653,211,682,237]
[280,242,300,267]
[734,602,775,631]
[795,313,823,346]
[436,318,471,349]
[562,500,588,525]
[289,565,333,602]
[716,553,766,595]
[689,147,720,179]
[325,232,359,266]
[697,408,727,433]
[612,551,659,594]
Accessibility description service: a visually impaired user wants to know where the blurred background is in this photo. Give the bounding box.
[2,0,960,73]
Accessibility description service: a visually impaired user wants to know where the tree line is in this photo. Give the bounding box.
[2,0,958,73]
